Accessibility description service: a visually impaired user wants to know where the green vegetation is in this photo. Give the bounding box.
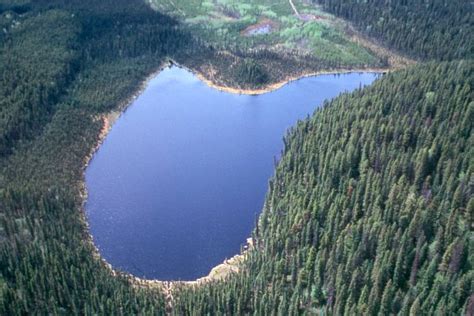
[169,3,473,313]
[0,0,193,313]
[151,0,380,67]
[173,60,473,315]
[314,0,473,61]
[232,58,269,86]
[0,10,80,156]
[0,0,472,314]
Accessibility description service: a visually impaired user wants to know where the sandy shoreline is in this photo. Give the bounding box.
[132,237,254,287]
[173,60,390,96]
[195,67,387,95]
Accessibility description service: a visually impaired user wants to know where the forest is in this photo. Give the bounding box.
[0,0,472,314]
[172,60,473,315]
[0,0,189,313]
[314,0,473,61]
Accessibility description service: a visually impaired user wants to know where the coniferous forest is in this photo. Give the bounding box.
[0,0,472,315]
[314,0,473,61]
[173,60,473,315]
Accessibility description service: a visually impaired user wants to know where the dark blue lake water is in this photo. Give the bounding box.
[85,66,378,281]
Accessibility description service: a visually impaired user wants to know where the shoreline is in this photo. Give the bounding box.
[79,62,174,291]
[133,237,254,287]
[194,67,387,95]
[174,60,390,95]
[79,59,399,291]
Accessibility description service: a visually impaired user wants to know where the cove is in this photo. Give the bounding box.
[85,66,378,281]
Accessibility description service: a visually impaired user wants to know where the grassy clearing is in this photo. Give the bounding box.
[149,0,379,67]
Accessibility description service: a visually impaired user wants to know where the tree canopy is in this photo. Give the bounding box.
[0,0,472,314]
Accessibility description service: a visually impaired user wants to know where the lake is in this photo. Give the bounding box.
[85,66,378,281]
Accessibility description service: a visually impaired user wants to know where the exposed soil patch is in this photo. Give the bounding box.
[299,13,328,22]
[242,19,278,36]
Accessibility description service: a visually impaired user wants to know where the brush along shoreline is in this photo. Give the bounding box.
[174,59,392,95]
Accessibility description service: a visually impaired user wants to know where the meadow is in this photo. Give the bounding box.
[149,0,378,67]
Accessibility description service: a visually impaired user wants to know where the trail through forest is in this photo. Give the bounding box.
[289,0,301,18]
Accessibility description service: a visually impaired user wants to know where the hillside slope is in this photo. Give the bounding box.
[314,0,473,61]
[0,0,472,314]
[173,61,473,315]
[0,0,191,313]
